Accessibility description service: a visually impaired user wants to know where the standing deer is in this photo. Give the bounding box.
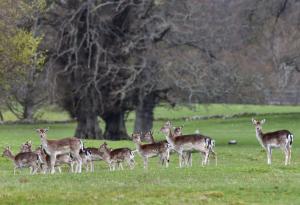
[99,142,135,171]
[80,148,93,172]
[132,133,170,169]
[252,118,293,165]
[84,147,105,172]
[2,146,41,175]
[160,121,216,167]
[36,128,83,174]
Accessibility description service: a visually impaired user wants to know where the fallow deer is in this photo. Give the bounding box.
[99,142,135,171]
[132,133,170,169]
[252,118,293,165]
[160,121,216,167]
[84,147,104,172]
[80,148,93,172]
[34,146,75,173]
[36,128,83,174]
[2,146,41,175]
[143,131,173,166]
[20,141,32,153]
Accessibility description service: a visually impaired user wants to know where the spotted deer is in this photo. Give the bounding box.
[84,147,105,172]
[160,121,216,167]
[99,142,135,171]
[252,118,293,165]
[80,148,93,172]
[36,128,83,174]
[2,146,41,175]
[132,133,170,168]
[20,141,32,153]
[143,130,174,166]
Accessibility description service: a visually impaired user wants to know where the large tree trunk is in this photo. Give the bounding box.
[102,111,129,140]
[22,101,35,122]
[134,94,157,133]
[75,114,102,139]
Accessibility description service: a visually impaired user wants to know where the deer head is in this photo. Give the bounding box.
[252,118,265,131]
[36,128,49,139]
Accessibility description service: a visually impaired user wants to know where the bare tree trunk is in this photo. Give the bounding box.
[134,94,156,133]
[23,101,35,122]
[75,114,102,139]
[102,111,129,140]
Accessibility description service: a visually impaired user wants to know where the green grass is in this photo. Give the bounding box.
[0,104,300,204]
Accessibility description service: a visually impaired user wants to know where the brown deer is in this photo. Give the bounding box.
[132,133,170,169]
[84,147,105,172]
[36,128,83,174]
[160,121,216,167]
[99,142,135,171]
[2,146,41,175]
[35,146,75,173]
[252,118,293,165]
[20,143,75,173]
[80,148,93,172]
[20,141,32,153]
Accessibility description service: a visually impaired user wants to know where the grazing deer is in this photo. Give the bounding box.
[132,133,170,169]
[99,142,135,171]
[252,118,293,165]
[160,121,216,167]
[36,128,83,174]
[2,146,41,175]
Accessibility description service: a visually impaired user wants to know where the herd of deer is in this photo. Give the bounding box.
[1,119,294,175]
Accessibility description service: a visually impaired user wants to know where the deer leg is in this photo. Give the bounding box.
[14,167,18,175]
[143,157,148,169]
[178,150,184,168]
[50,154,57,174]
[91,161,94,172]
[267,146,272,165]
[72,152,82,173]
[203,151,209,166]
[187,152,192,167]
[165,151,170,168]
[288,148,292,165]
[284,147,289,166]
[119,163,124,170]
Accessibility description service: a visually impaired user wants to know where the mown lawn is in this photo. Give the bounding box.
[0,104,300,204]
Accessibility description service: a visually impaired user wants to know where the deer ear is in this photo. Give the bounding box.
[261,119,266,124]
[45,128,49,132]
[36,129,40,133]
[28,140,32,145]
[251,118,256,124]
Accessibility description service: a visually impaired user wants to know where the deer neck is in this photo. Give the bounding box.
[6,151,15,161]
[166,129,175,145]
[101,148,111,160]
[40,135,49,148]
[134,141,142,150]
[255,128,265,148]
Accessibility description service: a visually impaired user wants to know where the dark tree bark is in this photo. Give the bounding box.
[23,103,34,122]
[134,94,157,133]
[102,111,129,140]
[75,114,102,139]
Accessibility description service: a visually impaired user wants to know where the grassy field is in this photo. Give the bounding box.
[0,104,300,204]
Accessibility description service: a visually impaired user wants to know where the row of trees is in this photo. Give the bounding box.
[1,0,300,140]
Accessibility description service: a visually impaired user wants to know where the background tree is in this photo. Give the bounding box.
[0,0,47,122]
